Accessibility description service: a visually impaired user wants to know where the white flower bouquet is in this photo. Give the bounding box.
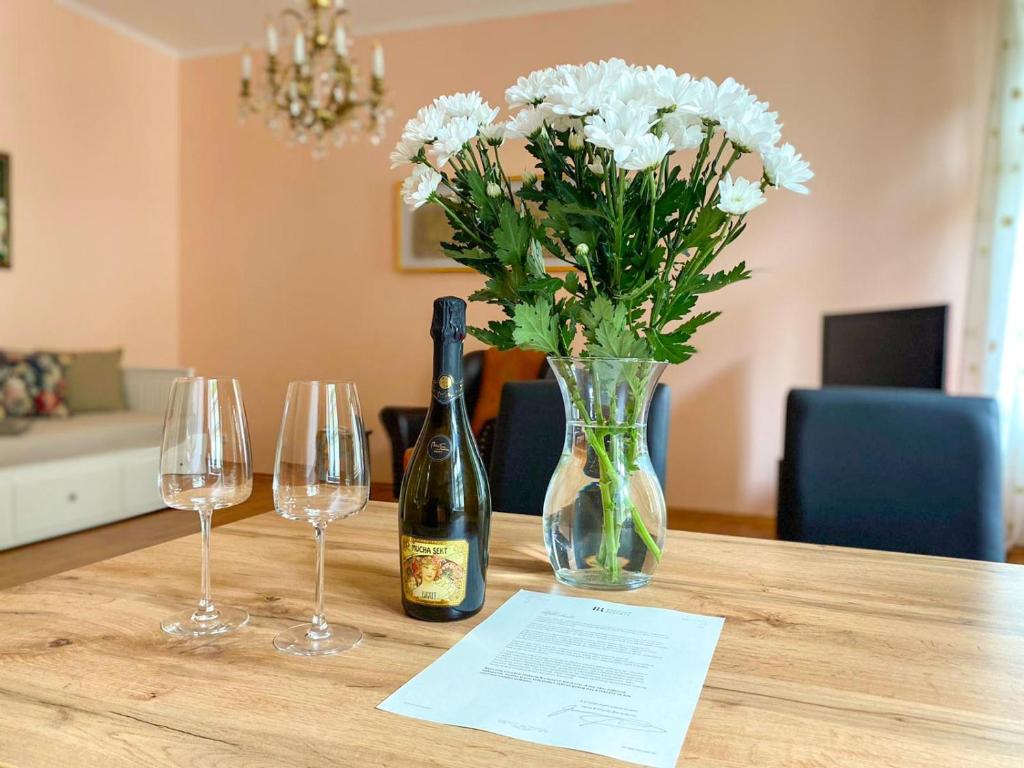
[393,59,812,586]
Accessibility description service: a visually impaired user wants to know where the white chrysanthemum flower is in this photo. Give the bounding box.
[505,107,548,139]
[390,137,423,168]
[430,115,479,166]
[633,66,700,112]
[717,174,766,215]
[478,122,506,146]
[506,67,558,107]
[401,165,442,208]
[662,111,704,151]
[434,91,499,126]
[402,105,445,143]
[762,143,814,194]
[547,58,637,116]
[618,132,674,171]
[722,101,781,153]
[694,76,754,125]
[584,100,657,164]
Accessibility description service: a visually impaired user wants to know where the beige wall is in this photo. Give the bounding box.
[180,0,997,514]
[0,0,180,366]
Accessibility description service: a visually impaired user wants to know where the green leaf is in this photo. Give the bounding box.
[494,203,532,267]
[469,320,516,350]
[512,298,561,354]
[562,271,580,295]
[520,274,562,298]
[525,238,546,278]
[681,205,727,250]
[692,261,751,294]
[661,292,698,324]
[592,321,649,359]
[671,310,721,339]
[578,296,649,359]
[647,330,697,364]
[577,295,616,335]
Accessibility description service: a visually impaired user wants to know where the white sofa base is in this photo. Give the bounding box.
[0,446,165,550]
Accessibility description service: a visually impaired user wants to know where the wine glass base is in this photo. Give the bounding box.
[161,605,250,637]
[273,623,362,656]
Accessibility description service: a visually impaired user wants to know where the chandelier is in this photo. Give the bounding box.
[239,0,392,158]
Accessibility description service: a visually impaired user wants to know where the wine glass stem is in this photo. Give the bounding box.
[309,521,331,641]
[195,507,217,620]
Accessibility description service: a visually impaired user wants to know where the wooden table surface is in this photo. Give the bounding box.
[1,502,1022,767]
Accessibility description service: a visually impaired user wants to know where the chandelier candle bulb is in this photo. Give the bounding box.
[372,42,384,78]
[293,32,306,65]
[265,22,278,56]
[241,47,252,81]
[334,23,348,56]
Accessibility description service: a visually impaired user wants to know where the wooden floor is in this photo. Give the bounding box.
[0,474,1019,590]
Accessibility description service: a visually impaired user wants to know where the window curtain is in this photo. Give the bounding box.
[962,0,1024,548]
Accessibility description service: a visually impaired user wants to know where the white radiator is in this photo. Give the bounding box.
[123,367,194,414]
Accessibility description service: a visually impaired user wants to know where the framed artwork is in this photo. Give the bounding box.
[0,153,9,269]
[395,177,569,273]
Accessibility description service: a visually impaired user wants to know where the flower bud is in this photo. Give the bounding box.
[522,171,538,187]
[588,159,604,176]
[568,129,584,151]
[486,182,502,198]
[575,243,590,258]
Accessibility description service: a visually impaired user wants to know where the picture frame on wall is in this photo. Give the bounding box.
[0,153,9,270]
[394,176,569,273]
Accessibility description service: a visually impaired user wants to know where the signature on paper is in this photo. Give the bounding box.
[547,705,666,734]
[497,719,548,734]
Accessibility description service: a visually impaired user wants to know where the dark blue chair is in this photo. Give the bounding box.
[778,387,1004,561]
[489,380,670,515]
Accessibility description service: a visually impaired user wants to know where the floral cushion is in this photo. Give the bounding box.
[0,352,71,418]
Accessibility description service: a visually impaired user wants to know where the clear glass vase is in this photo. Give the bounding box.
[543,357,667,590]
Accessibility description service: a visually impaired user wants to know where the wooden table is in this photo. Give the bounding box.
[1,503,1022,767]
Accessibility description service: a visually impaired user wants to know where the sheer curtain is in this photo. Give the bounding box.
[963,0,1024,548]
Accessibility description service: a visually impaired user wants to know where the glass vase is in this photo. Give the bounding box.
[544,357,668,590]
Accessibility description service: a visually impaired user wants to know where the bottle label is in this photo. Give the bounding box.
[401,536,469,606]
[427,434,452,461]
[432,373,462,404]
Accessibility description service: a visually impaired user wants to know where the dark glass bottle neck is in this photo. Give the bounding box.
[432,336,463,383]
[428,335,466,415]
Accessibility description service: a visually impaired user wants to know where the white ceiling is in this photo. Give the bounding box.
[57,0,625,58]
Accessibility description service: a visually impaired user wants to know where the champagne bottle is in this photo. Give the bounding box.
[399,297,492,621]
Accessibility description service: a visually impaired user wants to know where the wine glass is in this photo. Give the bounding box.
[158,377,253,637]
[273,381,369,656]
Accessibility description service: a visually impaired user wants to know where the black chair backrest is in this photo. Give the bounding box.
[778,387,1003,561]
[462,350,485,417]
[489,380,671,515]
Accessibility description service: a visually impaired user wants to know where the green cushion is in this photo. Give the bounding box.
[64,349,126,414]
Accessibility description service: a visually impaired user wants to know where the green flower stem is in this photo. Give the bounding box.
[708,148,744,203]
[433,197,489,250]
[704,133,730,181]
[492,147,516,202]
[629,497,662,561]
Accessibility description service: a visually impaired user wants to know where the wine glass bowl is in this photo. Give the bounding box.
[273,381,369,656]
[158,377,253,637]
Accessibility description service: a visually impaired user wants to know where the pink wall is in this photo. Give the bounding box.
[0,1,180,366]
[180,0,998,514]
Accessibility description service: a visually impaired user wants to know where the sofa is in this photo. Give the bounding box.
[0,366,190,550]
